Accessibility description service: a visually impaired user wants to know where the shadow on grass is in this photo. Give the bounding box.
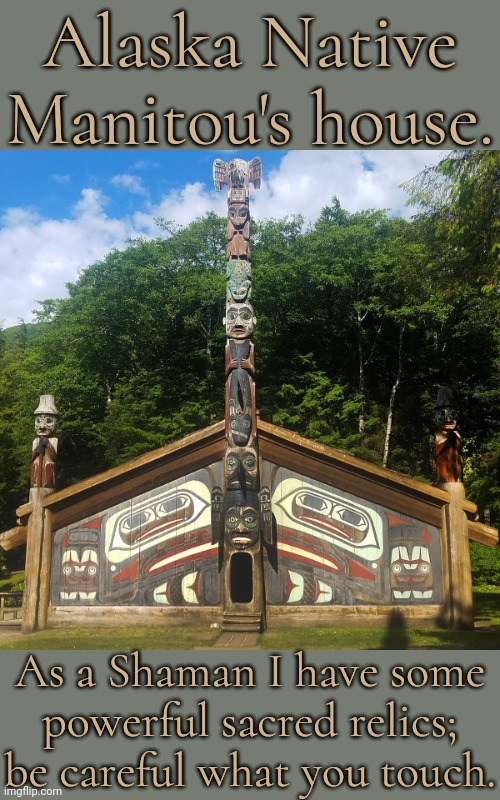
[380,609,409,650]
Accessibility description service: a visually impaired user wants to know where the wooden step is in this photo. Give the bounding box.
[222,613,263,632]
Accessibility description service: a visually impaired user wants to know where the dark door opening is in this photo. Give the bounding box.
[230,553,253,603]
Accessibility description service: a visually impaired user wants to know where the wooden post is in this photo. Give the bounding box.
[443,482,474,630]
[433,388,473,629]
[37,505,53,630]
[22,395,59,633]
[22,489,53,633]
[22,491,43,633]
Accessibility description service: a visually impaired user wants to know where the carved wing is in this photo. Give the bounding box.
[213,159,228,191]
[260,486,273,545]
[211,486,224,544]
[249,157,262,189]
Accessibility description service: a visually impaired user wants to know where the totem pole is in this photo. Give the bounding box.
[30,395,59,493]
[212,158,270,631]
[434,387,463,485]
[433,387,473,629]
[23,395,59,633]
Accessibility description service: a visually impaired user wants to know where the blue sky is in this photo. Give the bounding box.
[0,150,444,328]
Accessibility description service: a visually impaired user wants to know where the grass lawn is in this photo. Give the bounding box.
[0,625,220,650]
[0,588,498,651]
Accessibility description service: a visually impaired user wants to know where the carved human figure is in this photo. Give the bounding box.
[434,388,463,483]
[225,340,255,376]
[30,395,59,490]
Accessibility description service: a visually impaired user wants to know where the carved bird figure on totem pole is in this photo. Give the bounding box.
[213,158,262,193]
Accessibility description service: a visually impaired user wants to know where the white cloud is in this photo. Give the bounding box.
[253,151,445,222]
[0,152,445,328]
[111,173,148,196]
[50,174,71,184]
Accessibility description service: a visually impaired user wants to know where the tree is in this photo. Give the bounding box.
[403,151,500,291]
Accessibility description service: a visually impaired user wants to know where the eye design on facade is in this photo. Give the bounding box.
[105,482,210,563]
[120,509,156,536]
[273,479,383,562]
[115,494,194,544]
[292,492,369,542]
[60,548,99,599]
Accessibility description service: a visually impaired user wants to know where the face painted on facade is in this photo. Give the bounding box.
[61,547,99,600]
[225,303,256,339]
[389,534,433,602]
[35,414,58,437]
[225,447,258,490]
[225,504,259,549]
[58,529,99,602]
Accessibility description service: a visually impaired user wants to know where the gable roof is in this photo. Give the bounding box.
[3,420,497,548]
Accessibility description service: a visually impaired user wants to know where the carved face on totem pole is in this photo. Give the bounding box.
[225,447,258,491]
[225,492,260,549]
[228,203,249,230]
[35,415,58,438]
[34,395,59,438]
[225,303,256,339]
[435,406,458,433]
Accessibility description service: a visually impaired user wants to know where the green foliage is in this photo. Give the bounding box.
[402,151,500,291]
[470,542,500,588]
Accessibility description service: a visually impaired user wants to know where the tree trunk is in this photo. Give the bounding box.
[383,325,405,469]
[357,310,365,434]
